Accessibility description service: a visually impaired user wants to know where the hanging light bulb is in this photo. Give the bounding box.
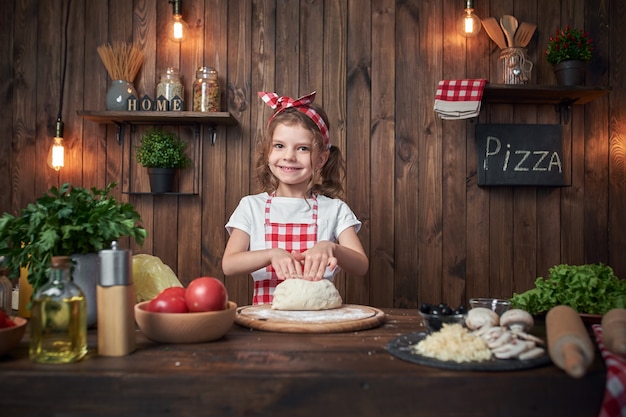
[48,118,65,171]
[49,0,70,171]
[168,0,189,43]
[458,0,482,37]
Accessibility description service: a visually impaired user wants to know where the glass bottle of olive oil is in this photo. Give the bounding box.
[29,256,87,363]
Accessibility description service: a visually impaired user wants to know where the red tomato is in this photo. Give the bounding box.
[146,293,189,313]
[0,310,15,328]
[158,286,186,299]
[185,277,228,312]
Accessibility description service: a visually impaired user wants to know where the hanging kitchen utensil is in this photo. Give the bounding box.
[513,21,537,47]
[500,15,519,47]
[481,17,508,49]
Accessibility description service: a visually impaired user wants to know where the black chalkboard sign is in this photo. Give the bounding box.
[476,124,565,186]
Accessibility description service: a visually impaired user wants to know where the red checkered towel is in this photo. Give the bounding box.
[434,79,488,120]
[593,324,626,417]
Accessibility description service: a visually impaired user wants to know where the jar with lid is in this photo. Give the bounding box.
[157,67,184,103]
[192,66,220,112]
[29,256,87,363]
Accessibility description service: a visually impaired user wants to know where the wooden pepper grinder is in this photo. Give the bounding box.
[546,305,595,378]
[97,241,135,356]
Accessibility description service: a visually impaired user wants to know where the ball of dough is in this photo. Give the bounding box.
[271,279,342,310]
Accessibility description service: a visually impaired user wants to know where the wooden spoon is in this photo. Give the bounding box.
[500,15,519,48]
[513,21,537,47]
[481,17,508,49]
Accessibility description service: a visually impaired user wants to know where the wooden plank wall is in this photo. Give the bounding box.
[1,0,625,309]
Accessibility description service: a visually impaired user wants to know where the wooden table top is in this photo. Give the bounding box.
[0,308,605,417]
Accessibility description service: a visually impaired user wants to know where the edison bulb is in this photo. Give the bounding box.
[49,137,65,171]
[48,118,65,171]
[168,14,189,42]
[458,9,482,37]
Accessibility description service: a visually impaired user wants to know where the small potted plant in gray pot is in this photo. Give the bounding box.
[0,183,147,326]
[135,128,192,193]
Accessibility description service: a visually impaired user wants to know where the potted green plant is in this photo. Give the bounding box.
[545,25,593,86]
[0,182,147,325]
[135,128,191,193]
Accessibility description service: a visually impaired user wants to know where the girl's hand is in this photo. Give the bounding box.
[292,241,338,281]
[270,248,303,280]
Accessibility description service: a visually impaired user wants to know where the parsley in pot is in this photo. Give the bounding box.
[0,183,147,293]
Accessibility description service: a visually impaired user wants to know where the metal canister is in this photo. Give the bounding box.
[99,241,132,287]
[192,66,220,112]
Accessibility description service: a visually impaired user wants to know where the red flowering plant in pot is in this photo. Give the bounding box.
[545,25,593,86]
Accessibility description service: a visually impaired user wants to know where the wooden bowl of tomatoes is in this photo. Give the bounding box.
[0,313,28,356]
[134,277,237,344]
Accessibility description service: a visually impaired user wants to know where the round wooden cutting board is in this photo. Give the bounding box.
[235,304,386,333]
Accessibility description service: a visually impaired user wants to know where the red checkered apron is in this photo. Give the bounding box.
[253,194,318,305]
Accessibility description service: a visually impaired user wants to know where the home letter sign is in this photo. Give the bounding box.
[476,124,565,186]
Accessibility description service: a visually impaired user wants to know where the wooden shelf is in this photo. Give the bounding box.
[78,110,238,196]
[483,84,611,105]
[77,110,237,126]
[77,110,237,145]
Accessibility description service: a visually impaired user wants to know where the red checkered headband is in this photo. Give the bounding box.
[258,91,330,149]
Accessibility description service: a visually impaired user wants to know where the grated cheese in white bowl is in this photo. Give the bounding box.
[412,323,492,363]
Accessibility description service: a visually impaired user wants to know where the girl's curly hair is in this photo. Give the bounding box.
[253,104,345,199]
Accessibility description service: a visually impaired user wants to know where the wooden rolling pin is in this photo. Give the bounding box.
[602,308,626,356]
[546,305,595,378]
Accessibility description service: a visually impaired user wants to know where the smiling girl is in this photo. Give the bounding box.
[222,91,368,305]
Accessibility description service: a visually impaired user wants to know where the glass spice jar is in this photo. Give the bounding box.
[156,67,184,103]
[193,66,220,112]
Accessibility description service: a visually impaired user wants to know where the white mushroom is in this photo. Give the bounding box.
[515,330,546,346]
[518,346,546,360]
[465,307,499,330]
[482,326,505,342]
[473,324,495,337]
[492,340,537,359]
[466,308,547,360]
[487,330,514,349]
[499,308,546,345]
[500,309,534,332]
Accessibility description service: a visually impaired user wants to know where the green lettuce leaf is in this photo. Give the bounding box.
[510,263,626,315]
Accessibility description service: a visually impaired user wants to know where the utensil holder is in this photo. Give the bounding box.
[497,47,533,85]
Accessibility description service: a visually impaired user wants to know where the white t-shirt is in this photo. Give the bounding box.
[225,192,362,281]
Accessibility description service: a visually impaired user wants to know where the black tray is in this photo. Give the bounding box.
[386,331,552,371]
